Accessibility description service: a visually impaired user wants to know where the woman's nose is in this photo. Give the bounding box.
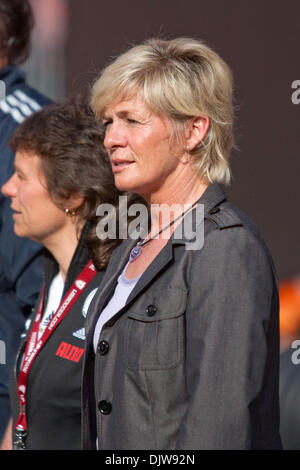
[1,173,17,198]
[104,122,126,150]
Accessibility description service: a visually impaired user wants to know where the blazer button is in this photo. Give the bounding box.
[97,340,109,355]
[146,305,157,317]
[98,400,112,415]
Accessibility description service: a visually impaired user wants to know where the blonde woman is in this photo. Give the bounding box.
[82,38,282,450]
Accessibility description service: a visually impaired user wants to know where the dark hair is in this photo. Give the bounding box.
[0,0,34,65]
[10,95,122,270]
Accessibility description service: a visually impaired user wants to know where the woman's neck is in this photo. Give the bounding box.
[43,222,83,282]
[144,162,208,208]
[143,167,209,232]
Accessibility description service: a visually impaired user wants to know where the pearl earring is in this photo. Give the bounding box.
[65,208,76,217]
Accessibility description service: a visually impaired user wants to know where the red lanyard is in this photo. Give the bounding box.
[14,260,97,445]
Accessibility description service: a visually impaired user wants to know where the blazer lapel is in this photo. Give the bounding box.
[124,183,227,305]
[86,236,136,328]
[86,183,227,340]
[125,240,174,305]
[85,235,176,339]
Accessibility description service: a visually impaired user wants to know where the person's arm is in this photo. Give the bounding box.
[0,418,12,450]
[176,227,281,449]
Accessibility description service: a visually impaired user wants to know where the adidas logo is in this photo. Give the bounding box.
[72,328,86,341]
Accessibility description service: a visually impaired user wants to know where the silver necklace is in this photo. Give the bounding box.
[129,201,198,263]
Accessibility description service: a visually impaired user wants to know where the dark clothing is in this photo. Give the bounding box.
[82,183,282,450]
[0,65,52,439]
[10,228,103,450]
[279,347,300,449]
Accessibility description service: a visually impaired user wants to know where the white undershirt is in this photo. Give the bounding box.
[93,262,141,352]
[38,272,64,340]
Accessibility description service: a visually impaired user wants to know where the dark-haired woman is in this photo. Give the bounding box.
[1,98,121,450]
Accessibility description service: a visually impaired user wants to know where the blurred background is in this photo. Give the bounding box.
[23,0,300,447]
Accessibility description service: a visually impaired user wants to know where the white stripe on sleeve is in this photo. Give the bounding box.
[0,99,24,123]
[14,90,42,112]
[6,95,33,117]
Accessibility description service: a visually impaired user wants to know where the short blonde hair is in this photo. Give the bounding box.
[91,37,234,185]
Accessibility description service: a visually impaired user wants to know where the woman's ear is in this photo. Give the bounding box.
[186,115,210,151]
[66,193,85,211]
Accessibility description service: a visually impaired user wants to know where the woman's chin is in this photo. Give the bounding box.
[114,175,137,193]
[13,226,27,238]
[13,222,33,240]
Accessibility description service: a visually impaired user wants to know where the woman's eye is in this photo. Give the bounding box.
[102,120,112,128]
[16,171,24,180]
[127,118,138,125]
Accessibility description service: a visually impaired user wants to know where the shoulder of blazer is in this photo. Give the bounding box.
[205,203,243,230]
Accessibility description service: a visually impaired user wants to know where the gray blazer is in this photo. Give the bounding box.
[82,183,282,450]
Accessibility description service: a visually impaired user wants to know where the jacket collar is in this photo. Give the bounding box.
[195,182,227,214]
[128,182,227,302]
[170,182,227,246]
[87,183,227,327]
[0,65,25,94]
